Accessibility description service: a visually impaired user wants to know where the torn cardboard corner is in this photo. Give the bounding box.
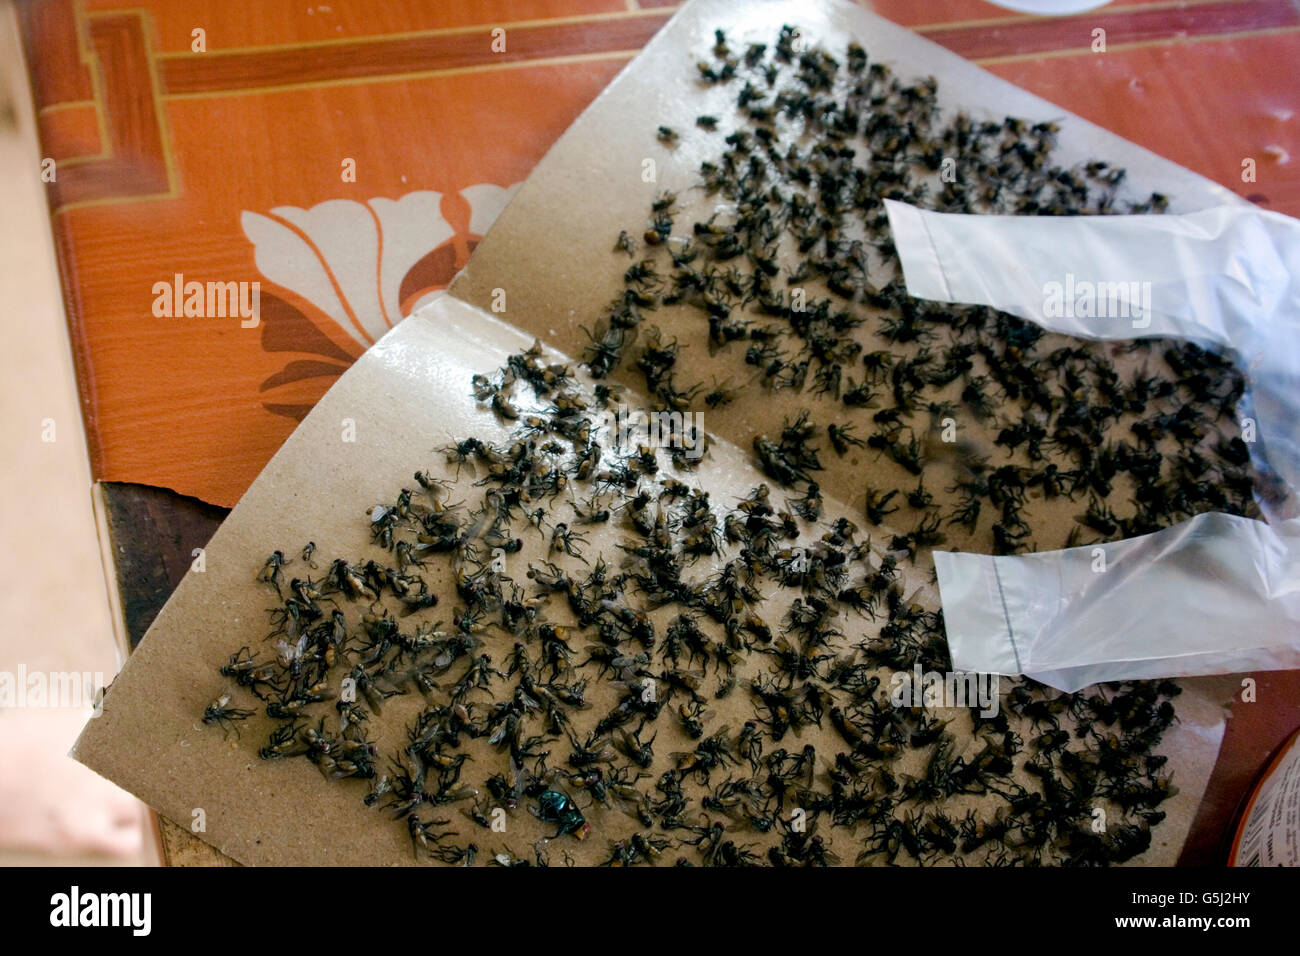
[887,200,1300,692]
[75,0,1246,865]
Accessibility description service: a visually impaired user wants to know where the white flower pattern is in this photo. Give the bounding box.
[241,184,520,348]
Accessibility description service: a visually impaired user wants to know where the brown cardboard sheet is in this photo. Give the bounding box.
[74,0,1245,865]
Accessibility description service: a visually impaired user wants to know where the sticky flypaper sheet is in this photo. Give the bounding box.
[887,199,1300,692]
[70,295,1231,866]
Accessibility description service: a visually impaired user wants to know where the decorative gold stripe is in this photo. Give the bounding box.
[37,99,96,115]
[973,22,1300,64]
[153,6,670,58]
[162,48,639,101]
[51,7,180,212]
[137,6,182,206]
[913,0,1262,34]
[49,153,112,168]
[53,189,179,216]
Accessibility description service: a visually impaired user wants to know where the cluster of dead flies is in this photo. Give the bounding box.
[199,26,1232,865]
[597,25,1259,560]
[205,333,1182,866]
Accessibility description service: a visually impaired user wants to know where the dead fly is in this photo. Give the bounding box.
[491,392,520,421]
[220,646,282,700]
[258,720,306,760]
[441,437,493,476]
[827,423,867,456]
[426,842,478,866]
[550,523,590,562]
[533,790,590,840]
[565,728,617,769]
[399,587,440,616]
[329,558,378,601]
[737,721,764,771]
[256,550,289,597]
[673,726,737,784]
[788,482,822,521]
[408,815,456,860]
[582,323,629,379]
[753,435,811,487]
[906,481,933,510]
[1076,497,1122,537]
[203,693,254,736]
[864,487,900,525]
[676,699,714,740]
[570,496,610,525]
[614,726,657,768]
[603,832,671,866]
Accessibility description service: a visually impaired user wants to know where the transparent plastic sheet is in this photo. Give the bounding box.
[885,200,1300,692]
